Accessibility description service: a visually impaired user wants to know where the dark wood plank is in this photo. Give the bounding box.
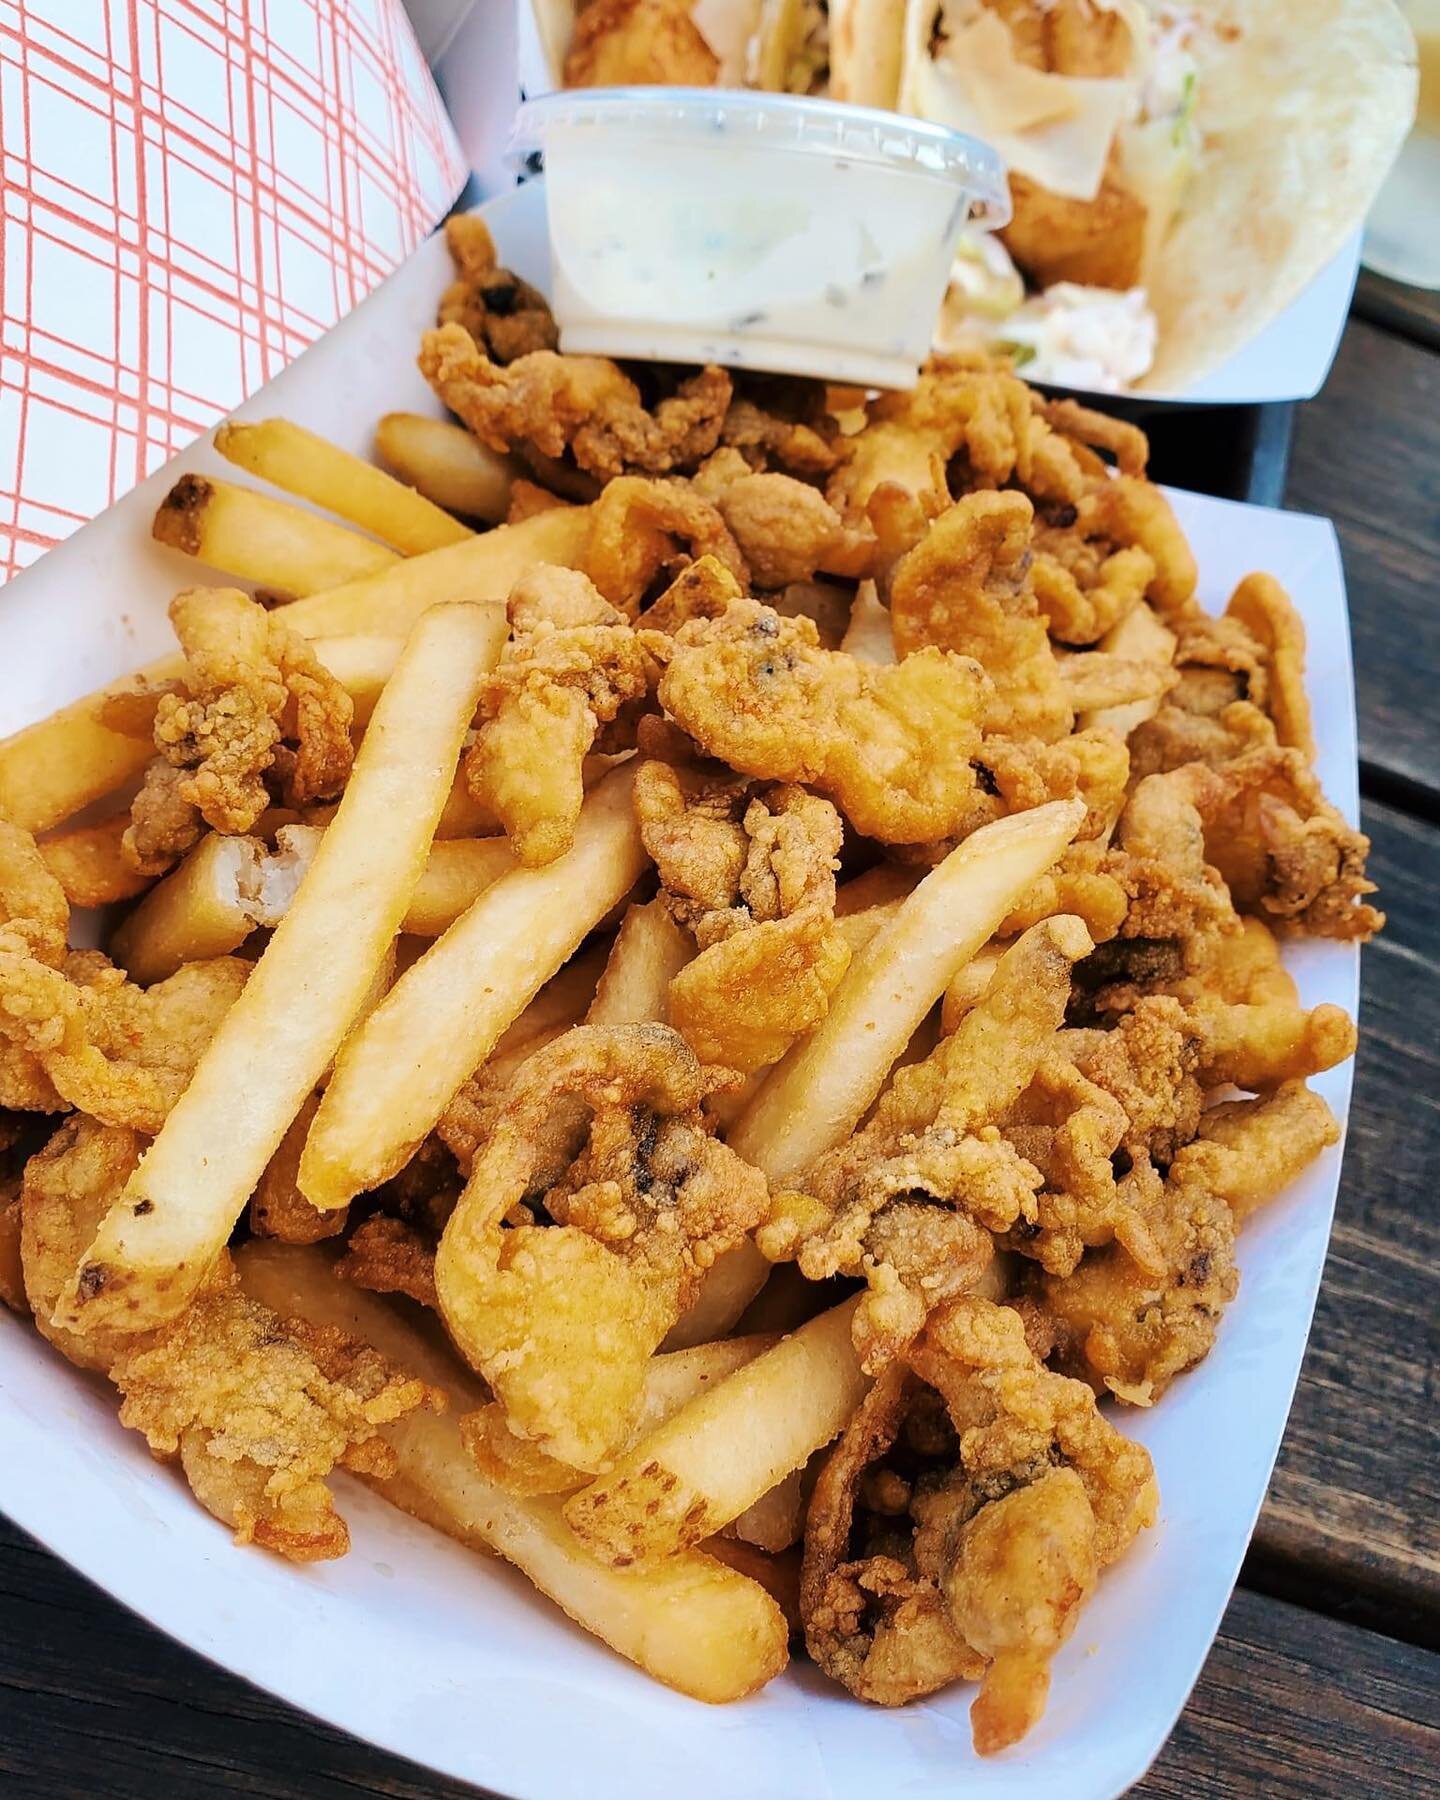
[1352,269,1440,354]
[1284,319,1440,796]
[1246,800,1440,1636]
[3,1514,1436,1800]
[1133,1588,1440,1799]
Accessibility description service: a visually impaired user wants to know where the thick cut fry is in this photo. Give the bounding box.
[586,899,692,1026]
[463,1333,777,1496]
[215,420,471,555]
[375,412,517,524]
[728,801,1087,1185]
[236,1241,788,1703]
[112,827,321,985]
[401,837,517,936]
[565,1297,867,1568]
[54,604,505,1335]
[153,475,400,595]
[287,504,592,639]
[0,509,588,839]
[38,816,151,908]
[299,767,647,1209]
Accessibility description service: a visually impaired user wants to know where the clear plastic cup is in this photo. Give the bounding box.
[509,89,1010,389]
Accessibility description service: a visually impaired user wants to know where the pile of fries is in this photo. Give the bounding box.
[0,221,1380,1755]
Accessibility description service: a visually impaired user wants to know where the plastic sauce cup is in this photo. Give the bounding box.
[509,89,1010,389]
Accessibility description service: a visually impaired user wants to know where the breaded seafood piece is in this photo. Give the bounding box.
[466,567,653,865]
[434,1024,768,1470]
[650,597,991,844]
[21,1116,436,1560]
[583,474,748,612]
[419,322,731,481]
[123,587,354,875]
[563,0,719,88]
[437,214,557,364]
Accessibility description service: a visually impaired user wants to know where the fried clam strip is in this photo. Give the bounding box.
[237,1240,789,1702]
[53,604,504,1337]
[122,587,354,877]
[437,214,557,363]
[0,830,249,1127]
[21,1117,436,1560]
[1036,1082,1341,1406]
[419,321,732,481]
[634,755,851,1072]
[690,448,866,588]
[582,474,748,614]
[563,0,720,86]
[434,1024,768,1471]
[904,1297,1157,1754]
[649,597,991,844]
[761,918,1096,1371]
[465,567,653,866]
[825,356,1098,527]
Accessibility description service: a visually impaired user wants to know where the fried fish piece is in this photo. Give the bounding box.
[437,214,558,364]
[123,587,354,875]
[21,1116,436,1559]
[563,0,720,87]
[419,323,731,481]
[650,597,991,844]
[465,567,653,865]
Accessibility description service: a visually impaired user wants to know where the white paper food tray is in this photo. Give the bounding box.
[0,178,1361,1800]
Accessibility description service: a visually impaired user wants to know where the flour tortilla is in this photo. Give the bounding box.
[893,0,1416,391]
[1139,0,1417,389]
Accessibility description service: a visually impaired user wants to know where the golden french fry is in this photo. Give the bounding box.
[215,419,471,555]
[374,412,517,525]
[285,502,592,638]
[0,506,584,837]
[37,815,151,909]
[111,826,323,985]
[235,1240,788,1704]
[586,899,691,1027]
[564,1297,867,1568]
[464,1333,778,1496]
[299,766,648,1210]
[1078,601,1177,738]
[676,805,1085,1343]
[305,635,402,724]
[728,801,1087,1185]
[725,1467,806,1553]
[401,837,516,937]
[153,474,400,595]
[54,603,505,1335]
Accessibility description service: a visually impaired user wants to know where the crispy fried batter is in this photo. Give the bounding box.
[1037,1082,1339,1404]
[337,1214,438,1310]
[693,454,856,589]
[562,0,719,87]
[635,756,850,1071]
[434,1023,768,1469]
[124,588,353,875]
[650,597,990,843]
[583,475,748,613]
[465,567,652,865]
[21,1116,437,1559]
[248,1093,344,1245]
[419,323,731,481]
[762,920,1094,1368]
[437,215,557,364]
[0,938,247,1132]
[890,492,1073,742]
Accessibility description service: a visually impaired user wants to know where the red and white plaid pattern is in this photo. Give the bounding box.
[0,0,466,581]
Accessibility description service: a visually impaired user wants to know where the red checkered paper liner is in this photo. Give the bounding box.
[0,0,467,581]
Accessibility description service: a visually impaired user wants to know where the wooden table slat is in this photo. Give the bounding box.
[1246,800,1440,1634]
[1285,321,1440,800]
